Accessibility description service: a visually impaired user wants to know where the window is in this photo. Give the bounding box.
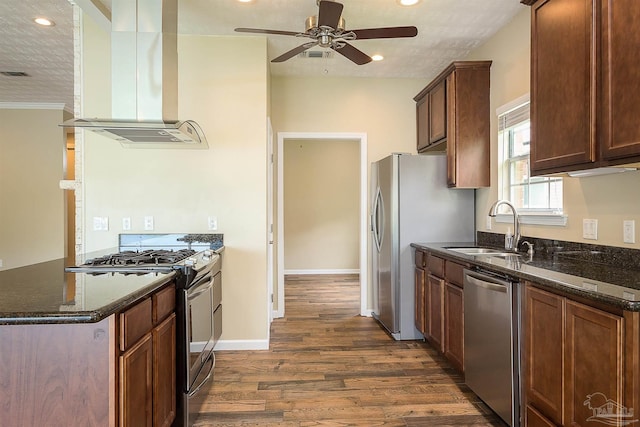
[497,95,566,225]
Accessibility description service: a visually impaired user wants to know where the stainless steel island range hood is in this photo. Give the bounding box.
[62,0,208,148]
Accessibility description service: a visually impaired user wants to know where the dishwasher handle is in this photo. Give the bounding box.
[465,271,509,293]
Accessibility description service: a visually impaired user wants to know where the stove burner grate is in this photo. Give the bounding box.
[84,249,197,266]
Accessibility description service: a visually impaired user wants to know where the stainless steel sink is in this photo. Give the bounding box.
[446,247,509,255]
[445,247,522,257]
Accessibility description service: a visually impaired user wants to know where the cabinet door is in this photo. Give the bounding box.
[429,80,447,144]
[120,333,153,427]
[444,282,463,373]
[427,274,444,352]
[564,300,623,426]
[530,0,596,174]
[414,267,427,336]
[153,313,176,427]
[524,285,564,425]
[600,0,640,162]
[526,404,558,427]
[416,96,430,152]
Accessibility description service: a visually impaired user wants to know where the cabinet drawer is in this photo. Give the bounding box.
[445,260,465,287]
[120,297,153,352]
[427,255,444,278]
[153,284,175,325]
[414,250,427,268]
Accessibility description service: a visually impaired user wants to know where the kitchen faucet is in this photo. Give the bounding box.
[488,200,521,252]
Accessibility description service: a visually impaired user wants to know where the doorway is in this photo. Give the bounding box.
[276,132,368,319]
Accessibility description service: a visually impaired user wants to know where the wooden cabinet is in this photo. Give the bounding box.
[524,283,627,427]
[413,249,467,373]
[414,61,491,188]
[119,284,176,427]
[524,285,564,425]
[427,274,444,352]
[444,282,464,372]
[529,0,640,175]
[414,249,427,335]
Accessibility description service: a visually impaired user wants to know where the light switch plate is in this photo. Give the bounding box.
[208,216,218,231]
[582,219,598,240]
[144,216,154,231]
[122,217,131,231]
[486,216,492,230]
[93,216,109,231]
[624,220,635,244]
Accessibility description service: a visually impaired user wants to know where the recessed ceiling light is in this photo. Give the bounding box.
[397,0,421,6]
[371,54,384,62]
[236,0,255,3]
[34,17,55,26]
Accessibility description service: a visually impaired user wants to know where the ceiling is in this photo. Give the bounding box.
[0,0,525,110]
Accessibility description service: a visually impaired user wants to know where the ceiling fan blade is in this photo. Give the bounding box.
[350,26,418,40]
[331,42,372,65]
[235,28,300,37]
[317,0,344,29]
[272,42,319,63]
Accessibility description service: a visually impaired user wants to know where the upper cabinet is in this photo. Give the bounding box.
[528,0,640,175]
[414,61,491,188]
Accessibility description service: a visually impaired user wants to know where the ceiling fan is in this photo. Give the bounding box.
[234,0,418,65]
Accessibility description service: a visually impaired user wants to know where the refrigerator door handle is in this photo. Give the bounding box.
[372,186,385,252]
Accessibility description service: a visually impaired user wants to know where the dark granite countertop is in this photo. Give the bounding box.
[411,241,640,311]
[0,257,176,325]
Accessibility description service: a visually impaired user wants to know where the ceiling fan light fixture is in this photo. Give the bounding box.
[371,54,384,61]
[397,0,421,6]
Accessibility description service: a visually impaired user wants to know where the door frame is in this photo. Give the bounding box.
[275,132,368,319]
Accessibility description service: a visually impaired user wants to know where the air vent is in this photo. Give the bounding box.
[298,51,334,59]
[0,71,30,77]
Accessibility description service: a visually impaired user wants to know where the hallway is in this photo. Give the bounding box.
[193,274,505,426]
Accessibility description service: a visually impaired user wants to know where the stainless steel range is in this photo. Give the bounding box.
[66,233,223,427]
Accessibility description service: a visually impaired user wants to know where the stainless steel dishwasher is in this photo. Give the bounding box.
[464,268,521,427]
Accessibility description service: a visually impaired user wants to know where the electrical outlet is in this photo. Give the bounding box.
[144,216,154,231]
[486,216,492,231]
[93,216,109,231]
[122,217,131,231]
[208,216,218,231]
[583,219,598,240]
[624,220,635,244]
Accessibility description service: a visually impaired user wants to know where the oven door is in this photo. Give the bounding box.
[185,273,215,392]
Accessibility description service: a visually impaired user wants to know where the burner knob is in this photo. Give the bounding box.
[203,249,214,257]
[185,257,197,266]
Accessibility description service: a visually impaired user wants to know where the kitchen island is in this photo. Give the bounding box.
[0,257,177,426]
[412,236,640,427]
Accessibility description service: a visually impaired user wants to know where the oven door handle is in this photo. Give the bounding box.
[188,351,215,397]
[187,275,213,300]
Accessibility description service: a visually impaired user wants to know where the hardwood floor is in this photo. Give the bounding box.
[192,274,506,426]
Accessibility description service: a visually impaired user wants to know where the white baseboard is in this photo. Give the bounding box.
[213,339,270,351]
[284,269,360,275]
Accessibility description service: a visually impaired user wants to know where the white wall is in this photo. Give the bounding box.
[81,14,270,345]
[283,139,360,272]
[468,8,640,248]
[271,76,427,310]
[0,107,67,270]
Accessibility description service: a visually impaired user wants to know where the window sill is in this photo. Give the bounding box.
[494,213,567,227]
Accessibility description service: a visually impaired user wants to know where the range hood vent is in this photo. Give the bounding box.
[63,0,208,148]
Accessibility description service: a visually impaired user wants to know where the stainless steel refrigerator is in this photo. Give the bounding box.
[371,153,475,340]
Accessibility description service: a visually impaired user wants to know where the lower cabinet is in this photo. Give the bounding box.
[119,284,176,427]
[524,283,628,427]
[444,282,464,373]
[413,249,466,373]
[427,274,444,352]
